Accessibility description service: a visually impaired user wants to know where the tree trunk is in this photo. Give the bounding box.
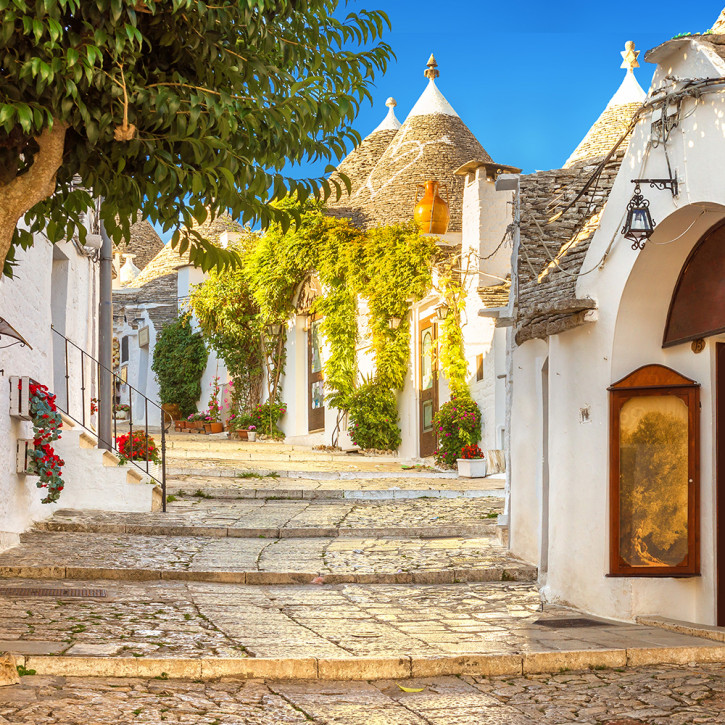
[0,121,68,275]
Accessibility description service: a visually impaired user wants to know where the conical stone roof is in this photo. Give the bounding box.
[327,56,490,233]
[563,41,646,168]
[326,98,401,226]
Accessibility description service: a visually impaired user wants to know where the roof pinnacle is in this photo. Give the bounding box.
[386,97,397,108]
[424,54,439,80]
[620,41,640,72]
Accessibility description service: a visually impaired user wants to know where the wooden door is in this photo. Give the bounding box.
[717,344,725,625]
[419,318,438,457]
[308,316,325,432]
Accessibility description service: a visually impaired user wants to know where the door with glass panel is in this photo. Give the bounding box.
[419,317,438,457]
[308,316,325,432]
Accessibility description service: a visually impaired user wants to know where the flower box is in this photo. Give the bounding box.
[457,458,487,478]
[16,439,36,475]
[9,376,33,420]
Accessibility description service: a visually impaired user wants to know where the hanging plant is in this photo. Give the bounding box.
[27,381,65,504]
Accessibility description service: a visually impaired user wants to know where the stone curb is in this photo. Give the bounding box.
[16,644,725,680]
[0,564,537,586]
[636,616,725,644]
[34,522,498,539]
[166,488,504,501]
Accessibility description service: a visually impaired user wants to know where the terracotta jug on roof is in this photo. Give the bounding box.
[414,180,450,235]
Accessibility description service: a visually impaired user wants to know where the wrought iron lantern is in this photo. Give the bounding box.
[388,316,402,330]
[621,184,655,250]
[266,322,282,337]
[435,305,449,321]
[0,316,31,350]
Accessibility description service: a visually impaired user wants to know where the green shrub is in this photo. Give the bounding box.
[152,314,208,417]
[347,381,401,451]
[250,400,287,439]
[433,394,482,467]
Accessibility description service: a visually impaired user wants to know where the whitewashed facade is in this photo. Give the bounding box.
[508,28,725,626]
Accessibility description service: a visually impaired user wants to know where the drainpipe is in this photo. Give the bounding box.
[98,210,113,450]
[492,174,520,546]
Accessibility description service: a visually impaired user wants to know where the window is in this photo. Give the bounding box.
[121,335,129,363]
[476,354,484,382]
[608,364,700,577]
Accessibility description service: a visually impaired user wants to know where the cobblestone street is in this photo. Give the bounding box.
[3,665,725,724]
[1,439,724,722]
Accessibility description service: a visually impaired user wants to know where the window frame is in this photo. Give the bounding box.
[608,364,700,577]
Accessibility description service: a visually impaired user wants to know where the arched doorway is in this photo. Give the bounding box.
[661,218,725,625]
[296,276,325,433]
[610,204,725,625]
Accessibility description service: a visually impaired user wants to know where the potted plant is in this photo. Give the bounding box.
[247,425,256,442]
[457,444,486,478]
[187,412,205,430]
[205,377,224,433]
[114,403,130,421]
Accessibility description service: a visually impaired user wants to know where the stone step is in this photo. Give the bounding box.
[167,462,446,476]
[169,486,505,501]
[36,497,503,539]
[0,531,534,585]
[1,578,723,681]
[36,520,497,539]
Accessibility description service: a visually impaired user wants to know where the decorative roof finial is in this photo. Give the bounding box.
[424,54,439,80]
[620,41,640,72]
[386,97,397,108]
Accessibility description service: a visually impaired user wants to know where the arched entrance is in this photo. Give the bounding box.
[661,218,725,625]
[610,204,725,625]
[296,276,325,433]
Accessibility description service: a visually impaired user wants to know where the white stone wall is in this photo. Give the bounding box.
[509,40,725,624]
[0,234,99,550]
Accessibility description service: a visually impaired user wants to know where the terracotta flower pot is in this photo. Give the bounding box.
[208,422,223,433]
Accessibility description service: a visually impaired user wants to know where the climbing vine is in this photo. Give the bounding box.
[190,199,476,451]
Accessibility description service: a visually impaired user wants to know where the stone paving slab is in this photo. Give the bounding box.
[35,498,503,539]
[2,665,725,722]
[167,474,503,502]
[0,578,722,675]
[0,532,532,584]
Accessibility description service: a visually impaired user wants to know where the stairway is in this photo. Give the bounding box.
[51,414,162,513]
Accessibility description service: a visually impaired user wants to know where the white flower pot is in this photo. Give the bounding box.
[248,431,257,442]
[457,458,487,478]
[115,411,128,420]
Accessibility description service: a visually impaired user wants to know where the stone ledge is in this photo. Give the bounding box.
[636,616,725,644]
[18,643,725,681]
[0,565,537,586]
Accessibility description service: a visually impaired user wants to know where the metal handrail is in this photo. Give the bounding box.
[51,326,167,511]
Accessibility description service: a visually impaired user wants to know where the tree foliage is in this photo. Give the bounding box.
[0,0,393,275]
[151,313,208,417]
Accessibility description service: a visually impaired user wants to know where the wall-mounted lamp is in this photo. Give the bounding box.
[621,184,655,250]
[435,305,449,321]
[388,317,402,330]
[622,176,678,251]
[266,322,283,337]
[0,316,32,350]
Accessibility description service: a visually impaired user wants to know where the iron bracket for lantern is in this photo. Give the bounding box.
[631,174,678,197]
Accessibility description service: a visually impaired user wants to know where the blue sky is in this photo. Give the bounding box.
[319,0,719,175]
[155,2,720,241]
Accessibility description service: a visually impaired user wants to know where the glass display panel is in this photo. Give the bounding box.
[311,381,324,410]
[423,400,434,432]
[618,395,689,568]
[310,320,322,373]
[421,331,433,391]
